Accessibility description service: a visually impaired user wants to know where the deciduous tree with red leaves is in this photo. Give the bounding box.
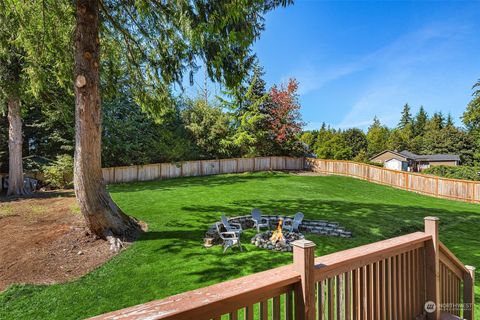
[267,78,305,155]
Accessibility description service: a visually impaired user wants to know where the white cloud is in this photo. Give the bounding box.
[331,21,471,129]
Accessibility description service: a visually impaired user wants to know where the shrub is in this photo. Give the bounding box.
[423,165,480,181]
[43,155,74,189]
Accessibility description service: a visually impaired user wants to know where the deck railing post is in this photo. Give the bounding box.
[424,216,441,320]
[463,265,476,320]
[292,239,316,320]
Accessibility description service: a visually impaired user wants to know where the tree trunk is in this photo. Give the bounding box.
[7,95,25,196]
[74,0,142,250]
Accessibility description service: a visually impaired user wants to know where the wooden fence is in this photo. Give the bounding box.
[89,217,475,320]
[101,157,305,184]
[307,159,480,204]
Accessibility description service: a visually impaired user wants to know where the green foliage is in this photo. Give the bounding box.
[227,70,270,156]
[102,96,193,167]
[398,103,412,129]
[421,125,473,165]
[314,127,367,160]
[366,117,390,157]
[315,130,352,160]
[387,124,415,152]
[217,64,305,157]
[413,106,428,136]
[300,131,317,152]
[462,79,480,165]
[42,155,74,189]
[423,165,480,181]
[352,149,369,163]
[305,92,479,166]
[100,0,292,119]
[343,128,367,158]
[182,98,233,159]
[1,173,480,319]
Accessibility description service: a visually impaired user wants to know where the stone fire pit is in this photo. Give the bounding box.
[250,230,304,252]
[204,214,352,250]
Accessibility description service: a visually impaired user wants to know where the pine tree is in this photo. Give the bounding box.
[0,8,25,195]
[446,113,454,128]
[427,112,445,131]
[413,106,428,136]
[398,103,412,129]
[462,79,480,164]
[7,0,291,246]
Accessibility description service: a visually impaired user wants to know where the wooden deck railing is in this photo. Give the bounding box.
[307,159,480,204]
[88,217,475,320]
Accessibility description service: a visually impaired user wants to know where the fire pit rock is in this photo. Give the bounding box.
[204,215,352,247]
[250,230,304,252]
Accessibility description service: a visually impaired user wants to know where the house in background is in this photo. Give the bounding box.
[369,150,460,172]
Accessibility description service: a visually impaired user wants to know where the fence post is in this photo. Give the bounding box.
[463,265,476,320]
[424,217,440,320]
[470,182,475,203]
[293,239,316,320]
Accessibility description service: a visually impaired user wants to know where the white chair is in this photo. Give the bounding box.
[221,215,242,235]
[284,212,304,232]
[216,222,242,253]
[251,208,269,233]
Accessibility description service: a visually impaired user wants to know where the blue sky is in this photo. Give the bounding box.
[252,1,480,131]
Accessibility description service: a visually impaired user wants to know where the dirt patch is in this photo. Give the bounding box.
[0,191,115,292]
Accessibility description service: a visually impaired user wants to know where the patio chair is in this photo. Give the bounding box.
[220,215,242,235]
[251,208,269,233]
[283,212,304,233]
[216,222,242,253]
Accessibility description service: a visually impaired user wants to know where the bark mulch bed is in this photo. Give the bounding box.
[0,191,115,292]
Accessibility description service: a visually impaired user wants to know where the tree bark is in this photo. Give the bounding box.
[7,94,25,196]
[74,0,142,249]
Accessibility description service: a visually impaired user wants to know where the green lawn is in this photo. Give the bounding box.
[1,172,479,319]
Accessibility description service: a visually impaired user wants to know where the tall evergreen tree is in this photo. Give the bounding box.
[398,103,412,129]
[219,64,271,157]
[413,106,428,136]
[68,0,292,245]
[427,112,445,131]
[446,113,454,128]
[0,7,26,195]
[1,1,73,195]
[182,97,232,159]
[462,79,480,164]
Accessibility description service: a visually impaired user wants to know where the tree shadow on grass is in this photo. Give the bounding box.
[185,199,479,277]
[181,198,480,240]
[134,197,480,285]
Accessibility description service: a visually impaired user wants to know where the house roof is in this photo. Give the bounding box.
[398,150,417,159]
[369,150,408,161]
[370,150,460,162]
[417,154,460,162]
[399,150,460,162]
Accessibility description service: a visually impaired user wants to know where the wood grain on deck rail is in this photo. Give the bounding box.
[88,265,299,320]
